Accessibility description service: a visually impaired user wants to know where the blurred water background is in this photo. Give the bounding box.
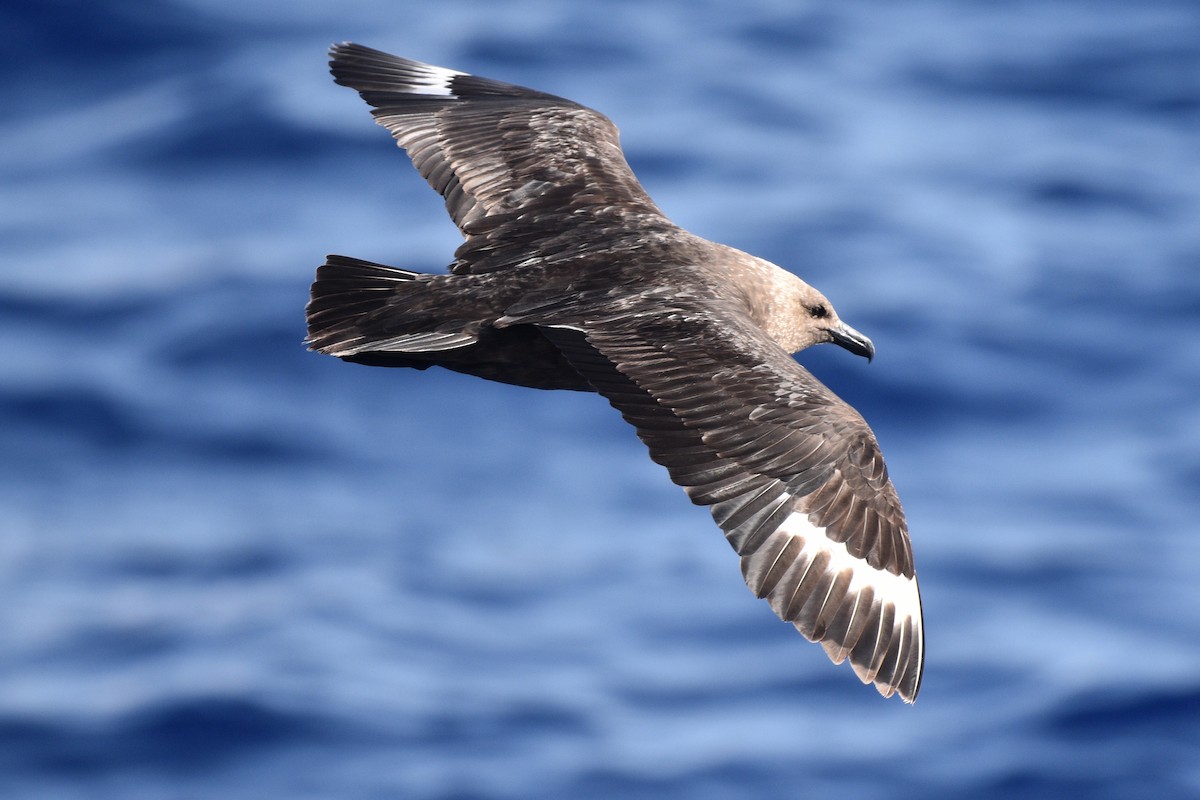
[3,0,1199,797]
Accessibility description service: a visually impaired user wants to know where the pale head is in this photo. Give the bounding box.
[784,280,875,360]
[749,254,875,360]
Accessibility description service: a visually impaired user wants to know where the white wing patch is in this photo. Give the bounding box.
[748,511,923,701]
[400,64,468,97]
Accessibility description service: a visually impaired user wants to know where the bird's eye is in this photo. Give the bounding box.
[809,304,828,319]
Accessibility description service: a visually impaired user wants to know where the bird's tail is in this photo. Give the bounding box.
[305,255,478,361]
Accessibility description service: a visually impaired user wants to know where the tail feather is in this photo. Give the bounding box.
[305,255,477,358]
[306,254,594,389]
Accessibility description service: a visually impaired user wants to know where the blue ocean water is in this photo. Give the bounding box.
[3,0,1199,797]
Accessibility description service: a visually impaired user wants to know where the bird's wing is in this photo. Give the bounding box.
[537,304,923,702]
[329,43,670,269]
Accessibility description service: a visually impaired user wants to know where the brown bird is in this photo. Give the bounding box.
[307,43,923,702]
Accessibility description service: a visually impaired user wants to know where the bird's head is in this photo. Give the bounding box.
[786,283,875,362]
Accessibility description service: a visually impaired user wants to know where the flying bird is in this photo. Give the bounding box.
[307,43,923,702]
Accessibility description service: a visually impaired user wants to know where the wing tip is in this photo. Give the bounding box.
[818,623,923,704]
[749,512,923,704]
[328,43,468,101]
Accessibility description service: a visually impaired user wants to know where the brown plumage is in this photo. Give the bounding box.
[307,43,923,702]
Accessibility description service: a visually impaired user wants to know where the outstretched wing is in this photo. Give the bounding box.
[540,306,923,702]
[329,43,669,263]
